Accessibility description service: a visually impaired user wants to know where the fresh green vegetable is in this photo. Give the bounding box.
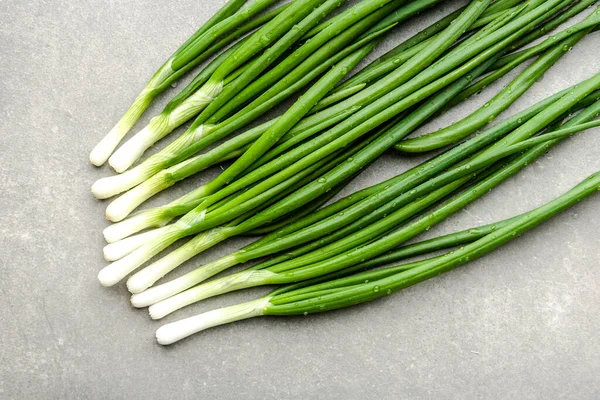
[395,17,596,153]
[111,0,579,223]
[91,1,600,347]
[99,0,501,223]
[91,0,443,199]
[138,109,600,315]
[153,170,600,344]
[130,83,600,310]
[98,0,500,288]
[328,0,526,102]
[89,0,278,166]
[124,58,496,295]
[107,0,343,172]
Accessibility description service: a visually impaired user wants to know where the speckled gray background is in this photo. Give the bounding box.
[1,1,599,399]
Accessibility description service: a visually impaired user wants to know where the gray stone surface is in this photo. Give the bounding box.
[1,1,599,398]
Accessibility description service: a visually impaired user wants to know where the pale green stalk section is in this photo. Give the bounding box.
[155,297,272,345]
[107,0,333,173]
[89,0,269,166]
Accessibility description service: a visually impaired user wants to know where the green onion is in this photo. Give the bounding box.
[328,0,526,101]
[91,0,440,199]
[130,85,600,310]
[446,1,600,107]
[125,59,493,296]
[99,0,498,223]
[140,112,600,316]
[117,0,575,222]
[107,0,343,173]
[103,84,597,246]
[89,0,279,166]
[106,14,596,284]
[98,0,503,289]
[97,42,381,287]
[91,1,600,346]
[503,0,599,58]
[153,167,600,344]
[395,14,598,153]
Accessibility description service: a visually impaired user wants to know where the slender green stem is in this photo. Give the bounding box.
[104,43,374,222]
[502,0,599,59]
[135,83,600,309]
[154,168,600,344]
[448,2,600,107]
[101,1,592,288]
[108,0,336,173]
[127,132,380,296]
[129,57,496,306]
[102,80,600,248]
[107,0,493,223]
[91,0,427,199]
[395,21,594,153]
[88,0,251,166]
[171,0,281,71]
[193,42,374,196]
[331,0,526,99]
[268,170,600,313]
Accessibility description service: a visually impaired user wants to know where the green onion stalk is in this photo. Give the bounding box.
[108,8,576,272]
[91,0,443,198]
[325,0,527,103]
[101,114,394,262]
[441,0,600,110]
[105,82,600,269]
[102,2,595,291]
[501,0,599,63]
[93,3,526,222]
[333,1,599,118]
[113,0,580,229]
[121,57,499,294]
[307,0,525,113]
[129,82,600,309]
[102,0,575,244]
[119,83,599,275]
[96,0,498,288]
[104,84,600,263]
[97,41,380,287]
[106,0,346,173]
[122,62,517,298]
[89,0,281,167]
[106,0,419,173]
[332,2,599,114]
[102,120,378,263]
[138,113,600,316]
[99,0,507,224]
[396,8,600,152]
[154,170,600,344]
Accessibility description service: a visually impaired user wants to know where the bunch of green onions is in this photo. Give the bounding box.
[90,0,600,344]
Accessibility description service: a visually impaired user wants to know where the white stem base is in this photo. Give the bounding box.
[126,229,228,294]
[103,227,167,261]
[108,79,223,173]
[103,211,165,243]
[105,186,154,223]
[90,86,156,167]
[97,246,151,287]
[109,123,161,173]
[148,269,276,319]
[155,297,271,345]
[89,122,128,167]
[125,243,189,294]
[91,165,150,200]
[97,225,182,286]
[130,253,237,308]
[104,165,176,222]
